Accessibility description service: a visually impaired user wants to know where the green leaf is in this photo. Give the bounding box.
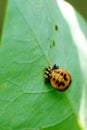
[0,0,87,130]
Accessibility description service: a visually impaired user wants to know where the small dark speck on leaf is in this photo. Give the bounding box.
[50,40,55,48]
[55,24,58,31]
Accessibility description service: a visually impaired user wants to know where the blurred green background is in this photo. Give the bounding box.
[0,0,8,40]
[66,0,87,20]
[0,0,87,41]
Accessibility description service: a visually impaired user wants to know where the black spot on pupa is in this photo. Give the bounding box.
[60,72,63,76]
[56,80,59,84]
[58,82,65,87]
[53,78,55,81]
[63,74,68,81]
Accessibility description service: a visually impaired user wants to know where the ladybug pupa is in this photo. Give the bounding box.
[45,64,72,91]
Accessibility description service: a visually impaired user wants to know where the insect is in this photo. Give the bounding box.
[45,64,72,91]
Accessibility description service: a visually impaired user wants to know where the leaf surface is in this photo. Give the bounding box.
[0,0,87,130]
